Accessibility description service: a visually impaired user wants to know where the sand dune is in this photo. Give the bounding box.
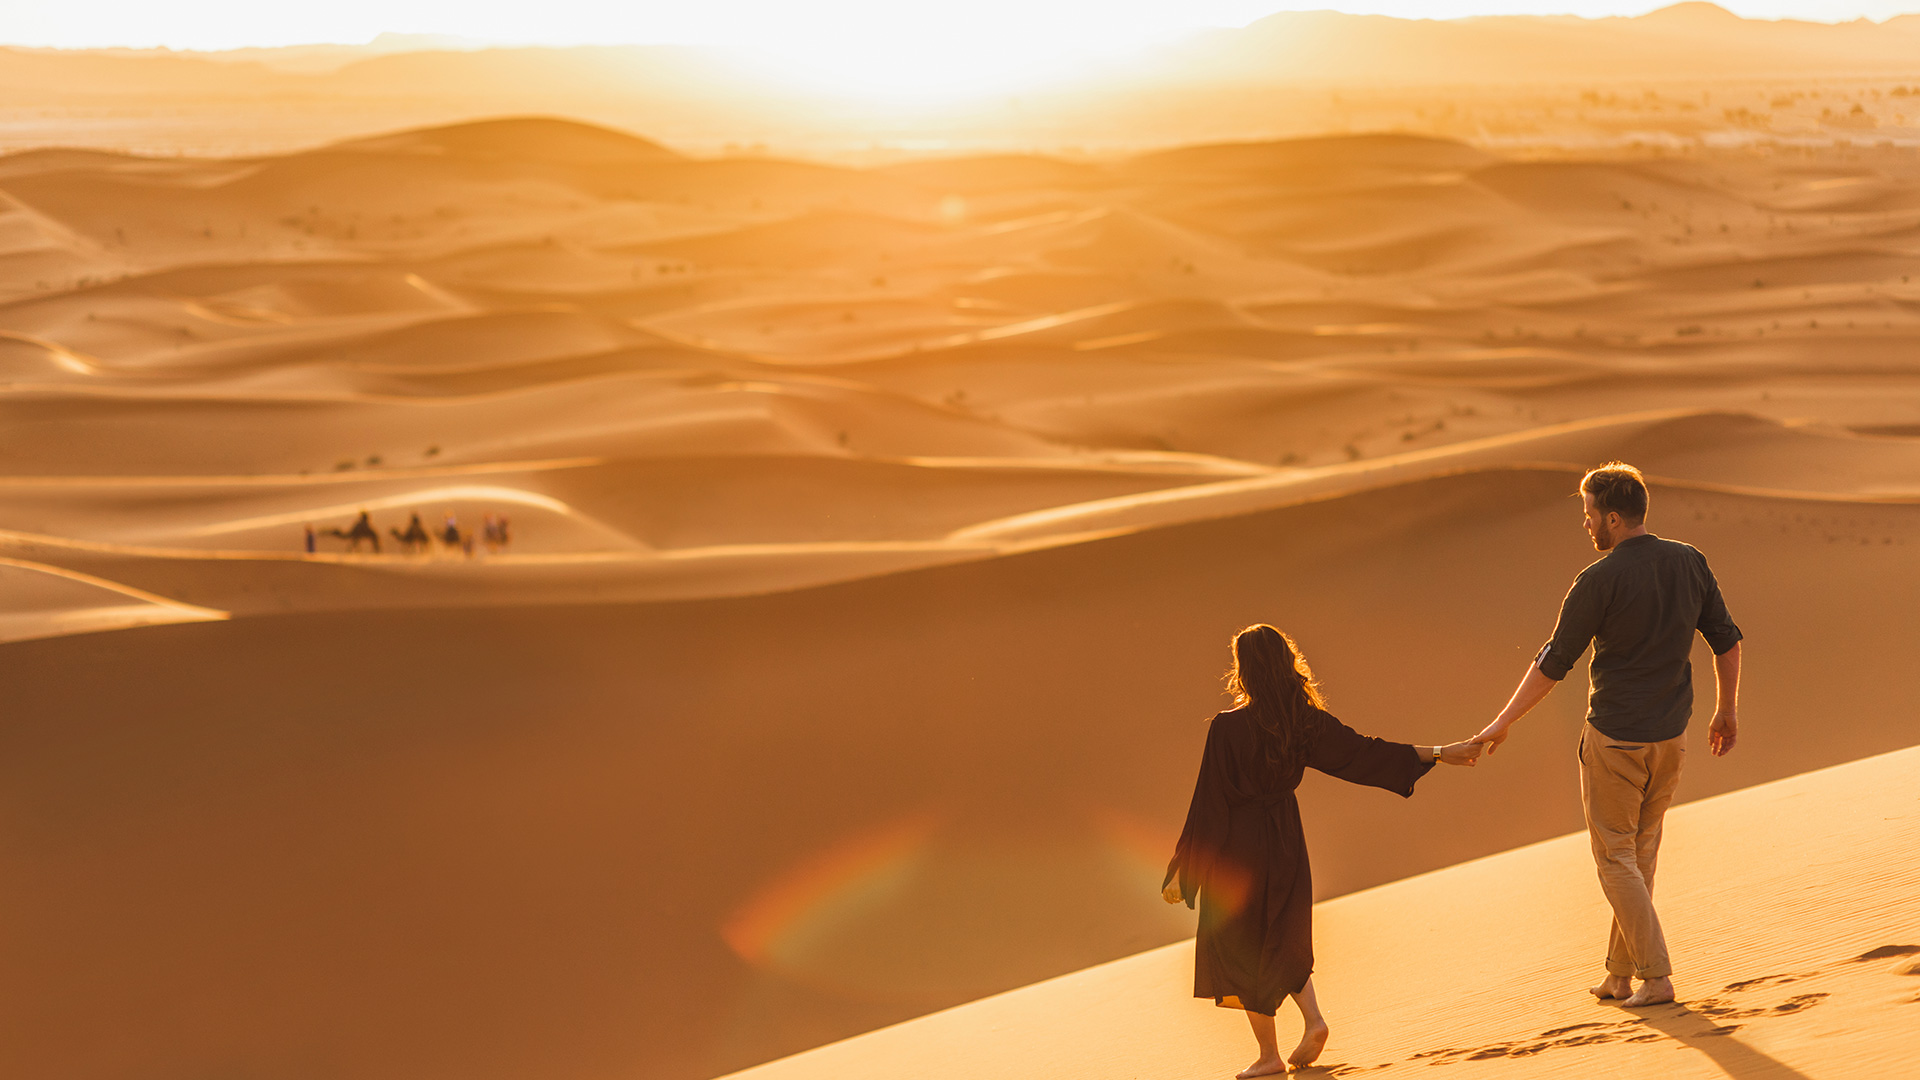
[725,744,1920,1080]
[4,118,1920,1080]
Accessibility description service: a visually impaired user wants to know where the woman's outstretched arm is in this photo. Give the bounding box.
[1308,712,1479,795]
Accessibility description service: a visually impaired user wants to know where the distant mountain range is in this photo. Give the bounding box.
[8,3,1920,103]
[1152,3,1920,84]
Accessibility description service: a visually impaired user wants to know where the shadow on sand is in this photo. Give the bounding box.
[1639,1004,1816,1080]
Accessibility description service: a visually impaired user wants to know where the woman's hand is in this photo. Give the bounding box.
[1162,881,1184,905]
[1439,740,1485,766]
[1471,720,1512,755]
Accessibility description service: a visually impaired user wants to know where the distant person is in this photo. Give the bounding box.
[390,512,430,553]
[482,512,502,553]
[440,512,462,549]
[303,523,316,554]
[328,510,381,553]
[1164,625,1483,1076]
[1472,462,1742,1009]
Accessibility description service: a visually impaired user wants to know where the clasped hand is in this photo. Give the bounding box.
[1469,719,1512,756]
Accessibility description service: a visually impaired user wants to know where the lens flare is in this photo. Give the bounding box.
[721,804,1195,1001]
[1081,802,1178,872]
[721,811,943,971]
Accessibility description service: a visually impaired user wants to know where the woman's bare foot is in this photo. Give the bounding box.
[1235,1055,1288,1078]
[1241,1008,1285,1077]
[1288,1021,1330,1068]
[1589,974,1633,1000]
[1621,976,1675,1007]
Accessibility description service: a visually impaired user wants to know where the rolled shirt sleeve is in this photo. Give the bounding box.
[1694,553,1744,655]
[1535,568,1603,680]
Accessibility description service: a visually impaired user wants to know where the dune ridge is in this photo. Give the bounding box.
[0,554,225,643]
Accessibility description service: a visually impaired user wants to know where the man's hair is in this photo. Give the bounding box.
[1581,462,1649,524]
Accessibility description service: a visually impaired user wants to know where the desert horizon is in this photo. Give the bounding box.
[10,4,1920,161]
[3,4,1918,1080]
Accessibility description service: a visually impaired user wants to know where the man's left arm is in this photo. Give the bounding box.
[1696,554,1744,757]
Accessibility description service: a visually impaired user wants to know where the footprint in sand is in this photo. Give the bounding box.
[1404,969,1860,1068]
[1857,945,1920,998]
[1853,944,1920,962]
[1722,972,1809,992]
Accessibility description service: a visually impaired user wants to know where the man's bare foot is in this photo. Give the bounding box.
[1622,976,1675,1007]
[1288,1022,1330,1068]
[1589,975,1633,1000]
[1235,1054,1287,1078]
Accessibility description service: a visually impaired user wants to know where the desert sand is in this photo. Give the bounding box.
[722,745,1920,1080]
[4,108,1920,1080]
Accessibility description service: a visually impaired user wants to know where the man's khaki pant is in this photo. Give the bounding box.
[1579,722,1684,980]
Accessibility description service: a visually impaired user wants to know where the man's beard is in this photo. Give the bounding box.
[1592,520,1616,551]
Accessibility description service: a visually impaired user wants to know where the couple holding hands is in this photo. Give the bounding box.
[1162,462,1744,1075]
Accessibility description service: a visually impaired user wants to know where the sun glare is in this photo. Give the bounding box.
[9,2,1915,101]
[707,5,1183,101]
[737,41,1117,102]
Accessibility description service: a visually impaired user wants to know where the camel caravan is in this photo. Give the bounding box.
[305,509,512,557]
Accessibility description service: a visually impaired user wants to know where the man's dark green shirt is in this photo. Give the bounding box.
[1535,533,1743,743]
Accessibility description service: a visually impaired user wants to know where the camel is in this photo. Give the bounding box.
[483,512,513,552]
[327,510,381,553]
[389,512,431,553]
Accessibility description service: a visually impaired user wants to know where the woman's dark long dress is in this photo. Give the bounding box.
[1162,706,1433,1016]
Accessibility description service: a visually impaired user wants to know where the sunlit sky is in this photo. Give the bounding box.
[10,2,1920,98]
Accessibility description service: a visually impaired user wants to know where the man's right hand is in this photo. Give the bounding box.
[1709,710,1737,756]
[1477,663,1558,757]
[1472,720,1513,755]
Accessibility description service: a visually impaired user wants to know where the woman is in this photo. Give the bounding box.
[1162,625,1481,1076]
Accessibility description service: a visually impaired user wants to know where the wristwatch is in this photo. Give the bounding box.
[1432,745,1443,763]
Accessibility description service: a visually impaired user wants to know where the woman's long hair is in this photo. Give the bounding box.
[1225,624,1326,771]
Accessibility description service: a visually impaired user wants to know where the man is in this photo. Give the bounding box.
[1473,462,1742,1008]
